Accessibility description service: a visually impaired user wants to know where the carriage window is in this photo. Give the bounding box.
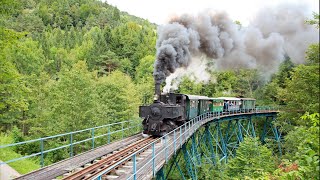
[191,100,196,108]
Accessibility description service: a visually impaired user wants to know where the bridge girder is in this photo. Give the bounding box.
[157,113,281,180]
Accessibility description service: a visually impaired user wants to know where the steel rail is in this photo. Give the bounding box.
[62,137,157,180]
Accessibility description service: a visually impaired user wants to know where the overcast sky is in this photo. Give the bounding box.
[105,0,319,25]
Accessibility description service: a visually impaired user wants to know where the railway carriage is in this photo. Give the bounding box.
[198,96,212,115]
[210,98,224,112]
[217,97,242,112]
[240,98,256,111]
[186,95,200,120]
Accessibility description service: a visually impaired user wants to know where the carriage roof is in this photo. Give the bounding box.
[185,94,210,100]
[216,97,242,101]
[239,98,256,100]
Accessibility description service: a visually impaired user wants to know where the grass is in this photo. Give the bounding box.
[0,133,40,174]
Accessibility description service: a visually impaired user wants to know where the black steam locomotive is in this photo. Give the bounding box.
[139,84,255,136]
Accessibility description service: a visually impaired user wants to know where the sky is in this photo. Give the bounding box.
[105,0,319,25]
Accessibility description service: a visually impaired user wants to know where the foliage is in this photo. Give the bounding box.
[225,137,276,179]
[0,29,30,128]
[28,61,98,135]
[95,70,141,123]
[178,77,204,95]
[306,12,319,29]
[305,43,319,65]
[278,64,319,126]
[0,133,40,174]
[275,121,319,179]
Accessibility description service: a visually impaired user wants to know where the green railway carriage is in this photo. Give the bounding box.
[185,95,200,120]
[210,98,224,112]
[240,98,256,110]
[198,96,211,115]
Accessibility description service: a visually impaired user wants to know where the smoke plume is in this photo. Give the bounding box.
[153,3,319,92]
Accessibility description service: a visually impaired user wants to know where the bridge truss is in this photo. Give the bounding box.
[155,111,281,180]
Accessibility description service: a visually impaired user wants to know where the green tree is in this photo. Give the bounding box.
[306,12,319,28]
[278,64,319,125]
[178,77,204,95]
[275,114,319,179]
[95,70,141,123]
[29,61,97,135]
[0,57,29,129]
[135,55,154,82]
[226,137,276,179]
[4,39,46,75]
[0,28,30,130]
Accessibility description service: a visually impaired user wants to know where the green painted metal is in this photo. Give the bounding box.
[182,144,197,180]
[70,132,73,157]
[236,120,244,142]
[249,117,256,138]
[133,154,137,180]
[163,112,280,180]
[165,150,186,180]
[40,138,44,167]
[210,98,224,112]
[199,99,210,114]
[107,125,111,144]
[91,128,95,149]
[205,125,215,164]
[191,134,201,165]
[0,120,141,167]
[152,143,155,177]
[156,167,165,180]
[240,99,256,110]
[189,100,199,119]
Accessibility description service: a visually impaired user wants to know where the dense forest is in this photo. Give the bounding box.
[0,0,319,179]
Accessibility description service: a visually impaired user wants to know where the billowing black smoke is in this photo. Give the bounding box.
[153,4,319,94]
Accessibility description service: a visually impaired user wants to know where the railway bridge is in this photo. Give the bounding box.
[0,107,280,180]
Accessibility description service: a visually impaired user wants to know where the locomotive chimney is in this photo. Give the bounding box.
[154,82,161,102]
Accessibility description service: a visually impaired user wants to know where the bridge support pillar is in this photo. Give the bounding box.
[260,115,282,156]
[205,124,215,165]
[191,133,201,166]
[236,119,244,142]
[156,167,165,180]
[182,144,197,180]
[217,122,227,162]
[249,116,256,138]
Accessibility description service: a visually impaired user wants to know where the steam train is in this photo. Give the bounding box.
[139,85,255,136]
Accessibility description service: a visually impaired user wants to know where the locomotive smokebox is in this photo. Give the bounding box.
[154,83,161,102]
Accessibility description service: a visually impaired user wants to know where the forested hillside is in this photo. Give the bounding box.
[0,0,319,178]
[0,0,157,135]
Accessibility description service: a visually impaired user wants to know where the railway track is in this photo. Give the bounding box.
[62,137,157,180]
[15,134,144,180]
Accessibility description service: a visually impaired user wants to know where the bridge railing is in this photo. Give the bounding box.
[0,120,141,168]
[92,107,278,180]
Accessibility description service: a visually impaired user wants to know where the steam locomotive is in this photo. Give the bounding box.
[139,84,255,136]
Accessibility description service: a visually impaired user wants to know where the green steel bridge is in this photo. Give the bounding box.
[0,107,281,180]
